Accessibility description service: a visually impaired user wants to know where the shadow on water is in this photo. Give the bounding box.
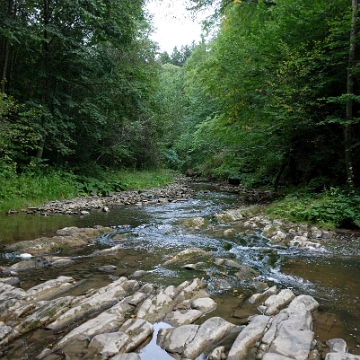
[0,184,360,357]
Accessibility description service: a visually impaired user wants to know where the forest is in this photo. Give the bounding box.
[1,0,360,227]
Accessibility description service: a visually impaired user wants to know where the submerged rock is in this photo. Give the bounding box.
[4,226,114,255]
[326,338,348,353]
[181,217,206,230]
[163,248,210,266]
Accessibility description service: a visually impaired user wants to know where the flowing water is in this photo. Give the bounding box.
[0,184,360,358]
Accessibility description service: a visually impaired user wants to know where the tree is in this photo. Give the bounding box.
[0,0,161,171]
[181,0,358,186]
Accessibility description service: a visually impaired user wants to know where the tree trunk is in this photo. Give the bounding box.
[345,0,358,186]
[36,135,46,159]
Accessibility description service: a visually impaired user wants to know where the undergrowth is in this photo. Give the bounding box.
[265,187,360,229]
[0,162,175,213]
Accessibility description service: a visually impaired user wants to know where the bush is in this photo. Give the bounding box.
[265,187,360,229]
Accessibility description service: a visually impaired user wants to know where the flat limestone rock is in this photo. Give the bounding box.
[184,317,240,358]
[265,289,295,315]
[112,354,141,360]
[268,309,314,360]
[157,324,198,354]
[89,332,129,357]
[120,318,154,353]
[158,317,239,359]
[0,277,20,285]
[0,284,27,314]
[0,324,12,341]
[191,297,217,313]
[46,277,130,330]
[263,354,294,360]
[165,309,203,326]
[25,276,76,301]
[55,310,126,349]
[136,289,174,322]
[15,296,74,335]
[287,294,319,312]
[325,354,360,360]
[228,315,270,360]
[248,286,278,304]
[262,312,288,346]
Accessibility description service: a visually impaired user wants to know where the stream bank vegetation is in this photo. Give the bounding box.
[1,0,360,230]
[0,166,174,214]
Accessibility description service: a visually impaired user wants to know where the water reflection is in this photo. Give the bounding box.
[139,322,174,360]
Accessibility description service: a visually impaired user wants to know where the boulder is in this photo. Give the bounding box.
[163,248,209,266]
[98,265,117,272]
[215,208,248,222]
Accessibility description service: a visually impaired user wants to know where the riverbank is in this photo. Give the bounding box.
[0,169,175,214]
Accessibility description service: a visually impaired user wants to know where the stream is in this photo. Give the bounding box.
[0,183,360,358]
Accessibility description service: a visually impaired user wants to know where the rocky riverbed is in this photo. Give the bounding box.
[0,247,358,360]
[1,180,360,359]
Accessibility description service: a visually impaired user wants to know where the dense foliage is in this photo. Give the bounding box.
[0,0,159,173]
[158,0,360,191]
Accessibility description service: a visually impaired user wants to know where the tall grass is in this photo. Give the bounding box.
[118,169,175,190]
[0,167,175,213]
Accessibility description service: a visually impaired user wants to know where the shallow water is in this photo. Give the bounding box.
[1,184,360,358]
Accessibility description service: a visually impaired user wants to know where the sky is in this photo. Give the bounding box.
[145,0,210,54]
